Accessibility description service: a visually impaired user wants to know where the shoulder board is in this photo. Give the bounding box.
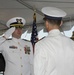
[39,36,46,41]
[6,38,12,40]
[22,39,30,42]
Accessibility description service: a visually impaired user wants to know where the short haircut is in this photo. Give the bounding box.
[44,19,62,26]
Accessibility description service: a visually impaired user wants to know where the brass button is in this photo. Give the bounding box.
[21,65,23,67]
[12,51,14,53]
[21,73,22,75]
[20,49,22,51]
[20,57,22,59]
[18,42,20,44]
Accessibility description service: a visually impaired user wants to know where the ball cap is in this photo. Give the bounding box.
[6,17,26,28]
[41,7,67,20]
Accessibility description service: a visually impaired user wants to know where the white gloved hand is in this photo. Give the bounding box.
[3,27,15,39]
[0,37,6,45]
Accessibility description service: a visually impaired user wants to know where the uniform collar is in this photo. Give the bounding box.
[12,37,21,43]
[48,29,61,37]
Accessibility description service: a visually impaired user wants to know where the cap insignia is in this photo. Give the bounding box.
[16,19,22,24]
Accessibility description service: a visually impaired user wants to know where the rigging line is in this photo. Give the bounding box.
[16,0,43,16]
[22,0,74,3]
[16,0,74,22]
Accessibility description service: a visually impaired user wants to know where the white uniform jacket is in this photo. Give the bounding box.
[0,37,33,75]
[34,29,74,75]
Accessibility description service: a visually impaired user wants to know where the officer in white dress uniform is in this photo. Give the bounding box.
[34,7,74,75]
[0,17,33,75]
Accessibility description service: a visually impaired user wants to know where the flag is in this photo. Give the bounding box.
[31,11,38,53]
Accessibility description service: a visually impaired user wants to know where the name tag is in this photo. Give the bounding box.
[9,45,17,49]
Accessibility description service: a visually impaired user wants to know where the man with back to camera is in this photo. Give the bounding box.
[34,7,74,75]
[0,17,33,75]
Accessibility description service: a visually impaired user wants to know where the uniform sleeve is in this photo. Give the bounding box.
[0,37,6,45]
[0,37,6,52]
[29,42,34,75]
[34,43,47,75]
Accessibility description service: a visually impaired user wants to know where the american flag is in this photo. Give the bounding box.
[31,12,38,53]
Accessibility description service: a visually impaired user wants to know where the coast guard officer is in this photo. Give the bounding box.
[34,7,74,75]
[0,17,33,75]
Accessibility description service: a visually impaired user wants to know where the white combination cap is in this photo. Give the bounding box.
[6,17,26,28]
[41,7,67,20]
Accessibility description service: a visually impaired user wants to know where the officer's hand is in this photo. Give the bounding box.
[3,27,15,39]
